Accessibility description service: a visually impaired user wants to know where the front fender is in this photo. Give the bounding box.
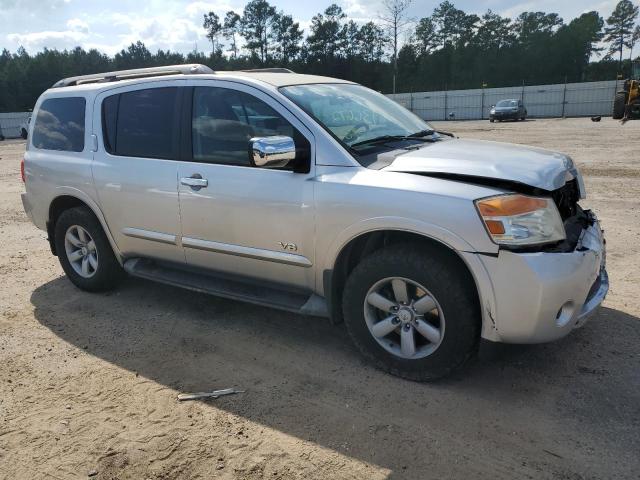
[321,216,477,277]
[318,216,500,342]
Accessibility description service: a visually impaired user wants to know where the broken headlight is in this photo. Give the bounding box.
[475,194,566,246]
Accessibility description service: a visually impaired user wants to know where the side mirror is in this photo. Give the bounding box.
[249,136,296,169]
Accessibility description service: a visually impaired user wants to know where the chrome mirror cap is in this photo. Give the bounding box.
[250,136,296,169]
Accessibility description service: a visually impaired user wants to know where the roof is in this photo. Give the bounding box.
[215,71,353,87]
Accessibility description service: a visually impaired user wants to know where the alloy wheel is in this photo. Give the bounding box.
[64,225,99,278]
[363,277,445,359]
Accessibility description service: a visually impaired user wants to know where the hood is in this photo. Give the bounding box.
[382,139,578,192]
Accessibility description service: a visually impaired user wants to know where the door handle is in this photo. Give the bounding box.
[180,174,208,189]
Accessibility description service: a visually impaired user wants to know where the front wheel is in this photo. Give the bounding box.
[342,244,480,381]
[54,206,124,292]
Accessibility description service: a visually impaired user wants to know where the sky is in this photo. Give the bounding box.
[0,0,627,57]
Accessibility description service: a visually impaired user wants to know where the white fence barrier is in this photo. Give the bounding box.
[0,112,31,139]
[388,80,620,121]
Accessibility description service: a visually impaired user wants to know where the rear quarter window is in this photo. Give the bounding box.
[32,97,86,152]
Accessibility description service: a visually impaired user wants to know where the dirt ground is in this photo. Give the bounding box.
[1,117,639,479]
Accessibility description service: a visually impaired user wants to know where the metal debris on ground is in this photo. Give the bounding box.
[177,388,245,401]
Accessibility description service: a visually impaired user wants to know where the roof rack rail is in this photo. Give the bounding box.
[51,64,215,88]
[239,68,294,74]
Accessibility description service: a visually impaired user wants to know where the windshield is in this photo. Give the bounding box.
[280,83,434,149]
[496,99,518,107]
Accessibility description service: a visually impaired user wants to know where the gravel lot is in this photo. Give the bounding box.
[1,117,639,479]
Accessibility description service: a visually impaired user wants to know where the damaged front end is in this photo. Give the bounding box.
[408,172,594,254]
[544,179,596,253]
[448,174,608,343]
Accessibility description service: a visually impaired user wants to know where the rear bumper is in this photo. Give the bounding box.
[474,218,607,343]
[21,192,34,223]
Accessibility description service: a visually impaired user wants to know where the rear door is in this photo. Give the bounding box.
[92,82,185,264]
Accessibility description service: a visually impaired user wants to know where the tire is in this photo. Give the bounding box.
[21,128,28,139]
[342,244,480,381]
[54,206,124,292]
[489,118,494,123]
[612,92,627,119]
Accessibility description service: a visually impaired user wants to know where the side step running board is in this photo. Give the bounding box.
[123,258,329,318]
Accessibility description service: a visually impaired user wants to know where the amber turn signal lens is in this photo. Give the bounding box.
[485,219,505,234]
[477,195,547,217]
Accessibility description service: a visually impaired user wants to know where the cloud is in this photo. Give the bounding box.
[89,12,205,55]
[66,18,89,34]
[7,29,88,50]
[342,0,368,17]
[185,1,241,18]
[0,0,68,9]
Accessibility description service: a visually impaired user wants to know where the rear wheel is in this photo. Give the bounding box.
[613,91,627,119]
[54,206,124,292]
[21,128,28,139]
[342,244,480,381]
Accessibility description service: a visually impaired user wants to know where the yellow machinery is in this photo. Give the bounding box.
[613,60,640,120]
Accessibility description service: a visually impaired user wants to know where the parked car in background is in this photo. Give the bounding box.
[21,65,607,381]
[20,116,31,139]
[490,99,527,122]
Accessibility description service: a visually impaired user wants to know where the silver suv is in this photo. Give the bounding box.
[21,64,608,380]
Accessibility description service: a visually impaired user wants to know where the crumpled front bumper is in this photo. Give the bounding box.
[471,216,608,344]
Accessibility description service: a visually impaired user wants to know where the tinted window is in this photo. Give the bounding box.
[192,87,295,166]
[104,87,178,159]
[32,97,85,152]
[102,94,118,153]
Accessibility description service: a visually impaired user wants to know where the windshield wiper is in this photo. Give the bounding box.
[407,129,436,137]
[435,130,456,138]
[351,131,436,148]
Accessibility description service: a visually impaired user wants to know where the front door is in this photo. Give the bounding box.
[177,82,315,289]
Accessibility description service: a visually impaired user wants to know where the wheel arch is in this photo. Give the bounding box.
[324,227,487,333]
[47,191,122,263]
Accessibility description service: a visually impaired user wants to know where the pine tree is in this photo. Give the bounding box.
[603,0,639,67]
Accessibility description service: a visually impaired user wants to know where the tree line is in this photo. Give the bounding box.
[1,0,639,112]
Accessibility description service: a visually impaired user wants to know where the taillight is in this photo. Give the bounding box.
[21,158,25,183]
